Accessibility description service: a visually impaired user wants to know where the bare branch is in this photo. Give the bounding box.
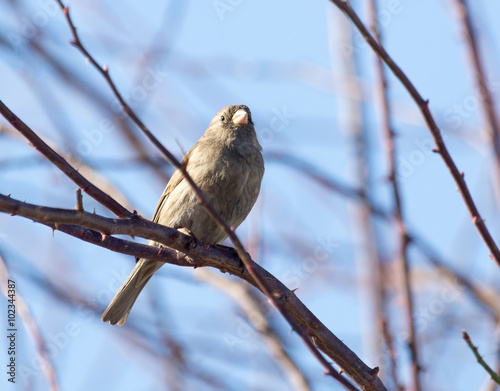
[462,331,500,385]
[333,11,391,386]
[0,193,385,390]
[0,193,198,256]
[450,0,500,172]
[380,319,404,391]
[327,0,500,267]
[367,1,420,389]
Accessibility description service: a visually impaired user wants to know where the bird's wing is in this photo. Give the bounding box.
[151,147,194,223]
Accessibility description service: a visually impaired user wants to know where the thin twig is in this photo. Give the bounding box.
[462,330,500,385]
[367,1,420,389]
[327,0,500,267]
[380,319,404,391]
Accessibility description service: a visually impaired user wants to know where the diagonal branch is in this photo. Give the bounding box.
[327,0,500,267]
[0,193,387,390]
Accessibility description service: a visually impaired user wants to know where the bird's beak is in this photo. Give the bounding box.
[232,109,248,125]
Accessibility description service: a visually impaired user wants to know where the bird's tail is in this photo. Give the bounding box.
[101,259,163,326]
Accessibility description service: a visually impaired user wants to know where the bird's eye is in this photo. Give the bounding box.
[220,115,225,121]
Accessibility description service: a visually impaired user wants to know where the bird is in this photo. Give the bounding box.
[102,104,264,325]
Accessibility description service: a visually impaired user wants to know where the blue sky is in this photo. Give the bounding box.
[2,0,500,390]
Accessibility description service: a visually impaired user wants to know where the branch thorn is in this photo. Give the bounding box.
[75,188,83,211]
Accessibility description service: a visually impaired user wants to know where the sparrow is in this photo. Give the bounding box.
[102,104,264,325]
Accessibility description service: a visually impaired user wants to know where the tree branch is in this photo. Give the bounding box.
[450,0,500,172]
[0,193,387,390]
[333,12,391,387]
[462,331,500,385]
[367,1,420,389]
[327,0,500,267]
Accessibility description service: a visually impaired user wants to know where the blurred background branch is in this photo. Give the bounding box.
[367,0,420,389]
